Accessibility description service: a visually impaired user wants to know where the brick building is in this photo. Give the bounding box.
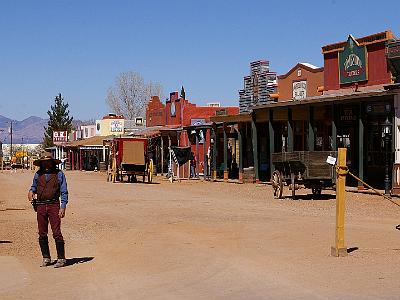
[146,91,239,176]
[323,31,393,93]
[275,63,324,101]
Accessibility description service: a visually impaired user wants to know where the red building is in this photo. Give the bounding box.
[147,91,239,127]
[322,31,394,93]
[146,91,239,176]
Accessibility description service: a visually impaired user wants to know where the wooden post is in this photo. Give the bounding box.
[358,103,364,189]
[202,129,207,180]
[238,126,243,183]
[161,136,164,175]
[308,106,315,151]
[331,147,348,257]
[332,104,337,150]
[251,115,259,183]
[287,108,293,152]
[269,111,275,178]
[223,124,228,181]
[212,128,217,180]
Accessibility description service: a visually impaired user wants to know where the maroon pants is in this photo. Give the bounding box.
[37,203,63,241]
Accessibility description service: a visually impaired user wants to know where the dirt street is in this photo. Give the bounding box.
[1,171,400,299]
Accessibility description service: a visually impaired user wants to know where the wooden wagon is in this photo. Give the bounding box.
[271,151,337,198]
[107,137,153,183]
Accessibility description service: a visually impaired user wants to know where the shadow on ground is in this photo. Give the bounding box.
[65,257,94,267]
[286,194,336,201]
[0,240,12,244]
[347,247,359,253]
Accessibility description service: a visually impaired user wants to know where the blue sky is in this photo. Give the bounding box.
[0,0,399,120]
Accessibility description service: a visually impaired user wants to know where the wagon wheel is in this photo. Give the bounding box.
[271,170,283,199]
[147,159,153,183]
[291,173,296,199]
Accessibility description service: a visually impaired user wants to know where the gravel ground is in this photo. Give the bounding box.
[1,170,400,299]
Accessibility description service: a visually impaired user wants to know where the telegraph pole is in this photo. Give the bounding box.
[9,121,13,159]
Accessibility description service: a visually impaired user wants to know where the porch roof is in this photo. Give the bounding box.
[252,87,400,111]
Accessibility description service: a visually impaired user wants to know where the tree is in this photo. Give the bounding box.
[180,86,186,100]
[106,71,163,120]
[43,93,73,148]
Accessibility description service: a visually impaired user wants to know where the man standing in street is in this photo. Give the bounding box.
[28,151,69,268]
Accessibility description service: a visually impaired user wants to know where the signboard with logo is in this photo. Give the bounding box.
[292,80,307,100]
[110,120,123,133]
[53,131,68,143]
[339,35,368,85]
[170,101,176,117]
[191,119,206,144]
[387,41,400,59]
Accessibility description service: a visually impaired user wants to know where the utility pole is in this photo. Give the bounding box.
[9,121,13,159]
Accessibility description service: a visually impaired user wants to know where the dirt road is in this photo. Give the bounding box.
[1,171,400,299]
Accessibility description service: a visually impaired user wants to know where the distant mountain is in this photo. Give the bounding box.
[0,115,48,144]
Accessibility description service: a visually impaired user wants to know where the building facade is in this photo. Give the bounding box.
[210,31,400,193]
[238,60,278,113]
[275,63,324,101]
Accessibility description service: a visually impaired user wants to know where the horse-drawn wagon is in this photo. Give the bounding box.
[107,137,153,183]
[271,151,337,198]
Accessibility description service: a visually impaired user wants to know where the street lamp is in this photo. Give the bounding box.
[383,116,392,195]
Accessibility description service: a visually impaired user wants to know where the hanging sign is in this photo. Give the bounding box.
[292,80,307,100]
[339,35,368,85]
[53,131,68,143]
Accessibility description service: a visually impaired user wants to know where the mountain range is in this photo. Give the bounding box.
[0,115,48,144]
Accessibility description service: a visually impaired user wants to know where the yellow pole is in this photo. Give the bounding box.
[331,147,348,257]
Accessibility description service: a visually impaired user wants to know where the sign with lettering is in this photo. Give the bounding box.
[110,120,123,132]
[292,80,307,100]
[53,131,68,143]
[339,35,368,85]
[387,41,400,59]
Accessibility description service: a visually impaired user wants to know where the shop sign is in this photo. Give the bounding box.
[292,80,307,100]
[252,72,259,100]
[387,41,400,59]
[216,109,228,116]
[110,120,123,132]
[366,103,391,115]
[340,108,357,122]
[170,101,176,117]
[53,131,68,143]
[339,35,368,84]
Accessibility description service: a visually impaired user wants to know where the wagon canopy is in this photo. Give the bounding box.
[170,146,193,165]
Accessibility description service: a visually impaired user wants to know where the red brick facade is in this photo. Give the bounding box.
[277,63,324,101]
[146,91,239,127]
[322,31,394,92]
[147,91,239,176]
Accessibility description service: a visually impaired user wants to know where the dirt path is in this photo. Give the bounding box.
[1,171,400,299]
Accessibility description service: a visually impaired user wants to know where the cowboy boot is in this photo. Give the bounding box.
[39,236,51,267]
[54,240,66,268]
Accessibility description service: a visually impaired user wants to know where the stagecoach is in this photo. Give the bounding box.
[271,151,337,199]
[107,137,153,183]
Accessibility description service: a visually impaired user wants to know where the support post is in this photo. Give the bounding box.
[161,136,164,175]
[331,148,348,257]
[308,106,315,151]
[287,108,293,152]
[251,114,259,183]
[332,104,337,150]
[238,126,243,183]
[202,129,207,180]
[358,104,364,189]
[223,124,228,181]
[212,128,217,180]
[269,110,275,178]
[196,130,200,178]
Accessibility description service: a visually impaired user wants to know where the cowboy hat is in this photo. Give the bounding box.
[33,151,61,167]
